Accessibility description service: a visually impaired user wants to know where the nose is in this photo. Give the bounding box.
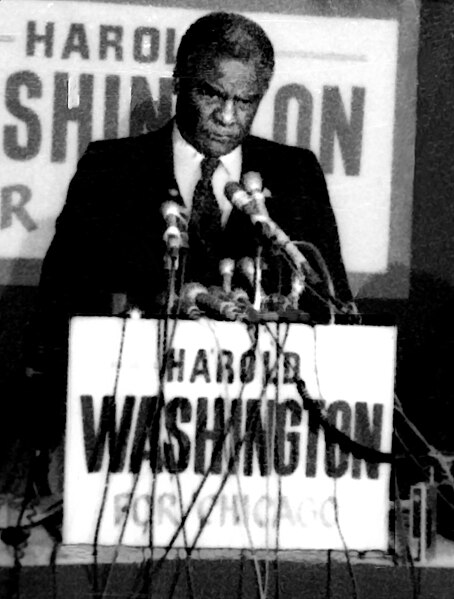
[218,99,235,125]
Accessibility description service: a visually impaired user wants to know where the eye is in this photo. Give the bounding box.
[235,96,258,111]
[196,82,222,101]
[236,98,253,109]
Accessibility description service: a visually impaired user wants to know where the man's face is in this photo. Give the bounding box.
[175,57,267,157]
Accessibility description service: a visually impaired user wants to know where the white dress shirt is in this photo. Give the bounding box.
[172,124,242,226]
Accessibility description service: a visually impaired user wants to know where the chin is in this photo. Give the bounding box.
[205,138,239,157]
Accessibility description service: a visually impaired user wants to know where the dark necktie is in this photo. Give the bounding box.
[188,157,222,281]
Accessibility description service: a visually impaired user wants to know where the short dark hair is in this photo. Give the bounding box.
[174,12,275,90]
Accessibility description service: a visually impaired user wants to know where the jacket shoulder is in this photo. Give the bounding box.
[244,135,320,167]
[78,126,170,172]
[243,135,322,180]
[245,135,316,159]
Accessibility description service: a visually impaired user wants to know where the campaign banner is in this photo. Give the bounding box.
[64,318,396,550]
[0,1,402,279]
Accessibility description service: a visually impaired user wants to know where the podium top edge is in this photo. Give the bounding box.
[69,313,397,327]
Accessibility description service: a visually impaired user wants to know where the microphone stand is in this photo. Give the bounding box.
[159,251,177,380]
[163,252,178,317]
[163,230,188,317]
[253,246,264,311]
[289,270,305,310]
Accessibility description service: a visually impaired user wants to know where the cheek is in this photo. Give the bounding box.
[184,93,205,122]
[194,105,217,129]
[237,107,258,130]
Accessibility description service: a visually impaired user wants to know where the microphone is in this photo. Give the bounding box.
[230,287,260,323]
[231,287,250,308]
[290,272,305,309]
[161,201,186,256]
[242,172,269,219]
[180,283,239,321]
[224,182,257,218]
[219,258,235,295]
[238,256,265,310]
[224,182,320,284]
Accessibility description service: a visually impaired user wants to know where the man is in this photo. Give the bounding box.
[34,11,351,325]
[26,11,352,447]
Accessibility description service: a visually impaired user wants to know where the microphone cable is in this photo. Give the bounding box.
[95,306,195,599]
[294,240,340,323]
[112,314,392,597]
[128,303,196,599]
[392,445,420,599]
[205,319,289,599]
[139,315,393,598]
[157,290,197,599]
[264,316,392,599]
[159,319,270,599]
[332,475,359,599]
[273,322,292,599]
[170,318,393,596]
[293,374,393,464]
[91,315,128,599]
[172,322,290,599]
[310,325,359,599]
[274,248,352,321]
[225,180,358,320]
[148,328,261,582]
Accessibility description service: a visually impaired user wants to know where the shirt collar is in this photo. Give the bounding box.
[172,123,242,180]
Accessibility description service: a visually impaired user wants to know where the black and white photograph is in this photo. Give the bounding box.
[0,1,451,597]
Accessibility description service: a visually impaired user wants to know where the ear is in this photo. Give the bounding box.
[173,75,180,95]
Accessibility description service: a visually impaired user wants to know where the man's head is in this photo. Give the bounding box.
[174,12,275,157]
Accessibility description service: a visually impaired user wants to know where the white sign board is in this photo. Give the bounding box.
[0,1,399,276]
[64,318,396,550]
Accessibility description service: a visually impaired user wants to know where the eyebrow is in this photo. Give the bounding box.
[197,80,261,103]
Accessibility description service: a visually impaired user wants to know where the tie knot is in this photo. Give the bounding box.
[200,156,220,182]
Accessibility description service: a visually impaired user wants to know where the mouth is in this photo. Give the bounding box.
[200,130,240,156]
[210,133,235,142]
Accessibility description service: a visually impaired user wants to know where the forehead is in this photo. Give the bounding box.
[195,57,263,94]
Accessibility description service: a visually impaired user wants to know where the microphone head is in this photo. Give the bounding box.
[219,258,235,276]
[163,226,181,250]
[161,201,188,231]
[208,285,230,300]
[243,171,263,194]
[182,282,207,303]
[238,257,254,281]
[231,288,260,323]
[243,171,269,218]
[219,259,234,295]
[162,202,184,253]
[224,181,241,202]
[161,200,180,218]
[179,283,207,319]
[231,287,250,306]
[224,181,253,212]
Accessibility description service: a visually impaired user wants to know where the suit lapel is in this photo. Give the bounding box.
[138,120,185,208]
[241,136,264,180]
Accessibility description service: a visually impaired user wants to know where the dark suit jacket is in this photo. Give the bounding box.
[24,121,353,448]
[30,121,352,361]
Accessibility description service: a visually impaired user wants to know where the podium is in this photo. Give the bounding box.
[63,317,396,551]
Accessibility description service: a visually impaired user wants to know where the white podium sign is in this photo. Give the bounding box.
[64,318,396,550]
